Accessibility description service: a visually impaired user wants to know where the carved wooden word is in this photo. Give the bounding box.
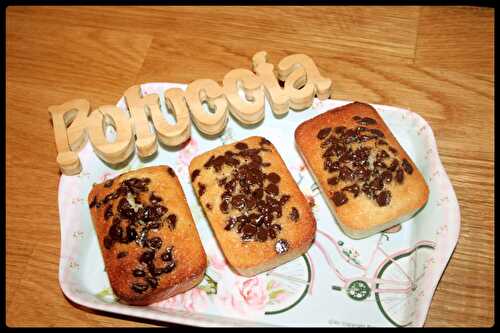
[49,51,332,175]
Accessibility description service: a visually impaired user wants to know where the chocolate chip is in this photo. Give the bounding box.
[117,197,132,214]
[147,277,159,289]
[376,150,389,160]
[104,179,114,188]
[212,156,226,172]
[327,177,339,186]
[388,159,399,171]
[389,147,398,154]
[402,159,414,174]
[116,186,128,197]
[166,214,177,230]
[147,237,163,249]
[358,135,375,142]
[102,193,114,204]
[224,216,237,231]
[147,222,161,230]
[235,142,248,150]
[339,166,355,182]
[370,128,385,137]
[191,169,201,182]
[265,183,279,196]
[252,188,264,200]
[268,228,277,239]
[342,184,360,197]
[342,128,359,144]
[334,126,347,134]
[256,228,268,242]
[381,170,393,183]
[241,223,257,237]
[198,183,206,196]
[117,251,128,259]
[324,159,340,172]
[376,190,392,207]
[245,196,256,210]
[275,239,289,254]
[161,246,174,262]
[279,194,290,205]
[395,168,404,184]
[373,160,387,169]
[103,236,113,249]
[317,127,332,140]
[204,155,215,169]
[356,117,377,125]
[332,191,348,206]
[104,205,113,220]
[220,200,230,214]
[289,207,299,222]
[267,172,281,184]
[167,167,175,177]
[354,167,371,181]
[126,226,137,242]
[377,140,388,146]
[149,192,163,205]
[141,205,161,222]
[131,283,149,293]
[95,202,101,208]
[89,196,97,208]
[355,126,368,133]
[108,223,122,240]
[139,250,155,263]
[163,261,176,273]
[224,179,236,193]
[369,177,384,191]
[231,195,246,210]
[133,269,145,277]
[206,203,213,210]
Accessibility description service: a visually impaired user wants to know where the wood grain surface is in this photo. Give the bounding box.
[6,6,494,327]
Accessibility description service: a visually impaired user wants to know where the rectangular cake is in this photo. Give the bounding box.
[295,102,429,239]
[189,136,316,277]
[88,165,207,305]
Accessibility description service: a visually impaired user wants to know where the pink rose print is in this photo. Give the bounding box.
[238,277,268,308]
[218,277,269,315]
[154,287,210,313]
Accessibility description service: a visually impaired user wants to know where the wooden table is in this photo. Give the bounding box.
[6,6,494,327]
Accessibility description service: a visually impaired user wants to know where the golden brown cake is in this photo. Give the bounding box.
[295,102,429,239]
[88,165,207,305]
[189,136,316,277]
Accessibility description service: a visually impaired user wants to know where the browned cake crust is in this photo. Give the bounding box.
[88,165,207,305]
[295,102,429,239]
[189,136,316,277]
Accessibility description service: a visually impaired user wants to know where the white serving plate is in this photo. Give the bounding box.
[57,82,460,327]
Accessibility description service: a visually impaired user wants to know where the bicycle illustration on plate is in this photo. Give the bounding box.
[315,229,435,327]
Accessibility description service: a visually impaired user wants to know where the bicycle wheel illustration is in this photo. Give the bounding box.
[375,242,435,327]
[264,254,312,315]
